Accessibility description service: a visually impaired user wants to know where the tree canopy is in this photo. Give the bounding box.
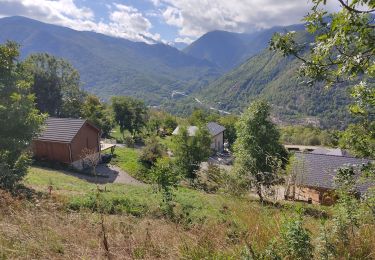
[25,53,86,118]
[81,95,114,137]
[0,41,44,190]
[172,125,211,179]
[270,0,374,158]
[111,96,148,138]
[233,100,288,202]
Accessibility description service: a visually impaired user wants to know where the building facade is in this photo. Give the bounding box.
[33,118,101,169]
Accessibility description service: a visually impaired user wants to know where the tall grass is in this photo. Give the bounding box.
[0,167,372,258]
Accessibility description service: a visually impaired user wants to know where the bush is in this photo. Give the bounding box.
[279,212,313,260]
[150,158,180,218]
[221,172,249,197]
[194,163,225,193]
[123,135,135,148]
[139,137,166,168]
[68,193,148,216]
[0,153,31,191]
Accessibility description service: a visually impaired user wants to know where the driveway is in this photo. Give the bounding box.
[96,164,145,186]
[65,164,145,186]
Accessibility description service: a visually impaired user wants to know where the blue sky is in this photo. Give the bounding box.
[0,0,340,45]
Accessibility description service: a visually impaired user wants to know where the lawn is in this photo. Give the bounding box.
[25,167,255,223]
[110,147,144,176]
[109,125,123,141]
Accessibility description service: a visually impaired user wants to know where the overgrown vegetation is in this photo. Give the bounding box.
[0,165,371,259]
[280,125,339,146]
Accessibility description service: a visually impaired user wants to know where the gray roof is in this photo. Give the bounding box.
[172,126,199,136]
[172,122,225,137]
[311,148,351,156]
[293,152,372,193]
[207,122,225,136]
[35,117,88,143]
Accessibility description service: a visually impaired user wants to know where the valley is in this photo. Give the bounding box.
[0,15,354,129]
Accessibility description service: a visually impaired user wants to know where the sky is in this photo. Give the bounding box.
[0,0,341,45]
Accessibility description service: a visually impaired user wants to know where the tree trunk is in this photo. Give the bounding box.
[256,185,264,203]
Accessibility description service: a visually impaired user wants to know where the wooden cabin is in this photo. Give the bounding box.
[33,117,101,169]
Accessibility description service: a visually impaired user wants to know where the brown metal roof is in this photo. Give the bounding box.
[35,117,87,143]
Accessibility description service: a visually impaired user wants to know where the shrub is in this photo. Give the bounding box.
[279,212,313,260]
[139,137,166,168]
[194,163,225,193]
[221,172,249,197]
[123,135,135,148]
[0,153,31,191]
[68,193,148,216]
[150,158,180,218]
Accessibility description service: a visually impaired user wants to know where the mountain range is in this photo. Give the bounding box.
[183,24,304,70]
[0,16,352,128]
[0,16,220,104]
[193,45,352,128]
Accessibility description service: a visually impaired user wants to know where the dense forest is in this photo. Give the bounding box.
[192,34,353,129]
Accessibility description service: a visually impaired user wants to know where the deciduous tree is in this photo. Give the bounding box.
[233,100,288,202]
[270,0,374,159]
[81,95,114,137]
[25,53,86,118]
[0,41,44,190]
[111,96,147,138]
[173,125,211,179]
[150,158,180,217]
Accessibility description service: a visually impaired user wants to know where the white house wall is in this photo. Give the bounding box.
[211,132,224,152]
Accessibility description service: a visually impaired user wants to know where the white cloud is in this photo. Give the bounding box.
[174,37,193,44]
[163,6,183,27]
[0,0,161,43]
[153,0,341,39]
[95,3,161,43]
[0,0,342,44]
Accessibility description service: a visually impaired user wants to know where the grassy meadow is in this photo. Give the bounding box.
[0,166,345,259]
[111,147,143,177]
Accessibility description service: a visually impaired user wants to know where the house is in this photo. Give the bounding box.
[284,145,351,156]
[32,117,101,169]
[286,152,372,205]
[207,122,226,152]
[172,122,226,152]
[311,147,352,156]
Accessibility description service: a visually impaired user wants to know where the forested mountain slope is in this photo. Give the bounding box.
[0,16,352,128]
[194,46,352,128]
[183,24,305,71]
[0,16,221,104]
